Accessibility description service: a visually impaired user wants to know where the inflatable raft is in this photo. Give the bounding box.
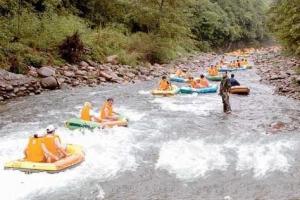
[218,67,247,72]
[152,85,179,96]
[4,144,84,173]
[230,86,250,95]
[180,85,218,94]
[170,74,187,83]
[65,117,128,130]
[206,75,222,81]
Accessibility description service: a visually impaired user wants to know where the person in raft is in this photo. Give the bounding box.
[230,74,240,86]
[208,65,218,76]
[159,76,171,91]
[188,77,197,88]
[24,125,68,163]
[175,69,184,77]
[97,98,119,122]
[80,102,93,121]
[196,74,209,88]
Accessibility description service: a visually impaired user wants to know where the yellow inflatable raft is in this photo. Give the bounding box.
[151,85,179,96]
[4,144,84,173]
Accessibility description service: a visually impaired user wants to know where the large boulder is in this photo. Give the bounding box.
[37,67,55,78]
[40,76,59,90]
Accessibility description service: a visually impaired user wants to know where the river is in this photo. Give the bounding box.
[0,64,300,200]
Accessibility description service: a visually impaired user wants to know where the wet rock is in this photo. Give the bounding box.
[40,76,59,90]
[37,66,55,77]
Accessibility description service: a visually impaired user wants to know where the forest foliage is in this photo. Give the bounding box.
[0,0,270,72]
[267,0,300,57]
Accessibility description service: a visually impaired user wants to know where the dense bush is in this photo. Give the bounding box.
[59,32,85,63]
[0,0,272,71]
[268,0,300,57]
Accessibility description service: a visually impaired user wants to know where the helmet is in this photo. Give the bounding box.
[46,125,56,133]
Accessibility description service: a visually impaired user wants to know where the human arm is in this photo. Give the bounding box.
[54,138,68,157]
[41,143,59,161]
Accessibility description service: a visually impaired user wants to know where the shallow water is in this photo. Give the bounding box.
[0,67,300,200]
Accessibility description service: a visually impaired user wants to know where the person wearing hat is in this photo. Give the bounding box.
[24,133,46,162]
[42,125,68,163]
[219,72,232,114]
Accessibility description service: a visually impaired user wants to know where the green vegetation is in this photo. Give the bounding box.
[0,0,270,73]
[267,0,300,57]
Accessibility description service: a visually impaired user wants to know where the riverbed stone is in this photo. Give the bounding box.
[40,76,59,89]
[37,66,55,77]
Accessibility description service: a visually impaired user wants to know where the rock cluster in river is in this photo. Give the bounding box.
[252,47,300,100]
[0,53,215,102]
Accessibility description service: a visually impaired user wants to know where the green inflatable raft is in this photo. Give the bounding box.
[65,117,128,130]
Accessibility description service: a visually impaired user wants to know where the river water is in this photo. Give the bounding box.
[0,65,300,200]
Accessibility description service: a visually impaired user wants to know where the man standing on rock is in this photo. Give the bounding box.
[219,72,232,114]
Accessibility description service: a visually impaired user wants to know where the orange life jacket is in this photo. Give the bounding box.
[159,80,170,90]
[100,102,113,120]
[189,80,197,88]
[25,137,45,162]
[199,78,209,88]
[208,67,218,76]
[43,134,61,157]
[80,105,91,121]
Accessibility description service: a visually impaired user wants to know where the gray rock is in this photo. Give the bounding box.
[5,85,13,91]
[296,76,300,84]
[64,71,75,77]
[80,61,89,68]
[40,77,59,90]
[37,66,55,77]
[75,70,87,76]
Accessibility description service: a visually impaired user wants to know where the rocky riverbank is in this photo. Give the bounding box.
[0,53,216,102]
[252,47,300,100]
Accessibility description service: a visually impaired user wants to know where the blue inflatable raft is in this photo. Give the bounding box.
[218,67,247,72]
[180,85,218,94]
[170,74,187,83]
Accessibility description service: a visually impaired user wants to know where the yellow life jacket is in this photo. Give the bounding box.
[25,136,45,162]
[81,105,91,121]
[43,134,61,158]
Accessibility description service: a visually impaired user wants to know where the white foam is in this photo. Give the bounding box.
[156,139,228,181]
[156,138,296,181]
[0,127,139,200]
[138,90,150,95]
[117,106,146,122]
[151,96,220,116]
[233,140,295,177]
